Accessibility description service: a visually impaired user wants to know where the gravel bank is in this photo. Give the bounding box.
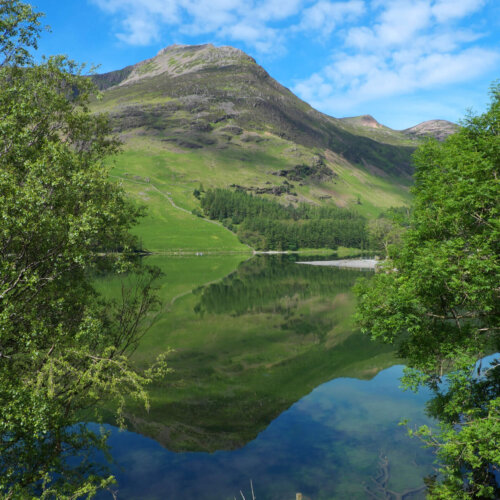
[296,259,378,269]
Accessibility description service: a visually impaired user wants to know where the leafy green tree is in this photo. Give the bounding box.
[0,2,165,497]
[355,85,500,498]
[367,217,403,256]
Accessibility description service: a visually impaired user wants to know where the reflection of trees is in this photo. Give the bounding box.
[194,255,362,316]
[123,255,395,453]
[412,359,500,498]
[1,425,115,498]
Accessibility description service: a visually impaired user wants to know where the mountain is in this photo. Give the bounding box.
[339,114,457,145]
[91,44,455,252]
[93,44,415,175]
[341,114,385,129]
[403,119,459,141]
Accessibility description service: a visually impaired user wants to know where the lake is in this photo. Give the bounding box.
[95,255,435,499]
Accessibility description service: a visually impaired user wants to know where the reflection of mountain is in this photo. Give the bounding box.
[119,256,395,452]
[193,255,360,316]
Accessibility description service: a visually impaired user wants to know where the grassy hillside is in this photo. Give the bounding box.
[112,162,249,253]
[90,44,456,252]
[108,136,412,251]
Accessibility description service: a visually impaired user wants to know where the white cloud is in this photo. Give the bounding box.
[218,21,283,53]
[293,0,498,115]
[297,1,365,37]
[92,0,368,50]
[256,0,304,21]
[92,0,310,49]
[115,15,160,45]
[178,0,244,35]
[432,0,486,22]
[93,0,181,44]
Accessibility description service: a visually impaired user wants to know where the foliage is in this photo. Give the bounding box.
[200,188,369,250]
[0,2,165,496]
[0,0,43,67]
[367,218,402,256]
[355,84,500,497]
[366,206,411,256]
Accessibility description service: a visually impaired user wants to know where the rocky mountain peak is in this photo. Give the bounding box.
[340,114,384,129]
[119,43,256,86]
[403,119,458,141]
[358,115,383,128]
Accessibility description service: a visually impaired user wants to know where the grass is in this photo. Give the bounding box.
[119,177,249,253]
[106,135,412,252]
[108,148,252,252]
[335,246,377,258]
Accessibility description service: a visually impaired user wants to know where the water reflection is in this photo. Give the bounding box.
[94,255,435,499]
[118,255,397,453]
[98,365,433,499]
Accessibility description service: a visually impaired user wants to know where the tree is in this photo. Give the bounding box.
[355,84,499,498]
[367,207,409,256]
[0,2,165,497]
[367,218,400,256]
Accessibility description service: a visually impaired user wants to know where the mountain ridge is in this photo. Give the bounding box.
[94,43,456,142]
[92,43,418,179]
[89,44,456,251]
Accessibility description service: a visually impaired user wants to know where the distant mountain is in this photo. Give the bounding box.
[403,119,459,141]
[89,44,458,251]
[93,43,417,178]
[339,115,457,144]
[340,114,385,129]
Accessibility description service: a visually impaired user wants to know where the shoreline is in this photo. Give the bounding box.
[296,259,379,270]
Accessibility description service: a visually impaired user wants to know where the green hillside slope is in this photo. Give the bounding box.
[92,44,455,252]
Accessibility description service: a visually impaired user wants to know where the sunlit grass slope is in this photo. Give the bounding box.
[109,136,412,252]
[110,147,252,253]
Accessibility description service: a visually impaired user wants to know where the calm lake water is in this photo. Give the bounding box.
[95,255,435,499]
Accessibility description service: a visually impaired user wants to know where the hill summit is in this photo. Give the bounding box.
[124,44,255,83]
[93,43,426,178]
[403,119,459,141]
[341,115,384,129]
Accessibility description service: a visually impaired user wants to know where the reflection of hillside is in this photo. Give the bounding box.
[193,255,360,316]
[119,255,395,452]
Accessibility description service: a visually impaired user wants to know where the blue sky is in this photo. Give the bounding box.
[33,0,499,129]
